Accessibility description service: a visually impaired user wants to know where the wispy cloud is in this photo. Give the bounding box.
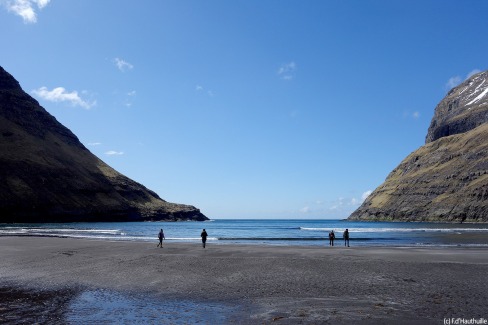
[113,58,134,72]
[330,190,372,211]
[124,90,136,107]
[87,142,102,146]
[467,69,481,79]
[277,61,296,81]
[298,192,372,218]
[32,86,96,109]
[403,110,420,119]
[2,0,50,23]
[446,76,462,90]
[195,84,215,97]
[329,197,347,211]
[361,190,372,202]
[445,68,481,90]
[300,206,311,214]
[105,150,124,156]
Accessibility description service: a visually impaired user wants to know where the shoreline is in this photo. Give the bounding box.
[3,219,488,249]
[1,237,487,323]
[3,233,488,249]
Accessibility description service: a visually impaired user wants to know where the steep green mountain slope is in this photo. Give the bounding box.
[349,70,488,222]
[0,66,207,222]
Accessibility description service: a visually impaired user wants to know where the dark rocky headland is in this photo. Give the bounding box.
[349,70,488,222]
[0,66,207,222]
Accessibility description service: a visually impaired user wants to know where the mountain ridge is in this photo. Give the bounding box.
[349,70,488,222]
[426,70,488,143]
[0,66,208,223]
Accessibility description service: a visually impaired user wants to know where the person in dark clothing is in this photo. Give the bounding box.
[157,229,165,248]
[343,229,350,247]
[201,229,208,248]
[329,230,335,246]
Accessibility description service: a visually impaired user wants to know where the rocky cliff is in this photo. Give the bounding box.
[426,71,488,143]
[349,70,488,222]
[0,66,208,223]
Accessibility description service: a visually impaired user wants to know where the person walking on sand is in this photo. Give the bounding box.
[329,230,335,246]
[201,229,208,248]
[157,228,165,248]
[343,229,350,247]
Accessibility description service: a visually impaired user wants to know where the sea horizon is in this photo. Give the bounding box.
[2,219,488,248]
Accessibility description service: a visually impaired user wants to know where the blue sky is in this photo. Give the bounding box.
[1,1,487,219]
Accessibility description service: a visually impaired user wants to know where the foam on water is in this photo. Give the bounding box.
[300,227,488,233]
[2,219,488,247]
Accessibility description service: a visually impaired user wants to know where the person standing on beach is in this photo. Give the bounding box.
[201,229,208,248]
[343,229,350,247]
[157,229,165,248]
[329,230,335,246]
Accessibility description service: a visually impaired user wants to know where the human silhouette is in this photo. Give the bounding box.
[201,229,208,248]
[157,228,165,248]
[329,230,335,246]
[343,229,350,247]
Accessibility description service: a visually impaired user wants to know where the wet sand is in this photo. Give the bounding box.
[1,237,487,324]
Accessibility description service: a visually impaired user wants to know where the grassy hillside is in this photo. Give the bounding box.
[350,123,488,222]
[0,66,207,222]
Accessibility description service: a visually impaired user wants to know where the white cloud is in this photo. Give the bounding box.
[329,190,373,211]
[340,190,373,209]
[300,192,373,217]
[446,76,462,90]
[195,85,215,97]
[329,197,346,211]
[278,62,296,74]
[445,68,482,90]
[277,61,296,80]
[300,206,311,213]
[123,90,136,107]
[402,110,421,120]
[87,142,102,146]
[105,150,124,156]
[467,69,481,79]
[32,86,96,109]
[113,58,134,72]
[2,0,50,23]
[361,190,372,202]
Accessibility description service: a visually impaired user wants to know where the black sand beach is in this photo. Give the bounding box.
[1,237,487,324]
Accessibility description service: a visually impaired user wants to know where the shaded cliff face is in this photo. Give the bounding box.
[0,66,207,222]
[349,70,488,222]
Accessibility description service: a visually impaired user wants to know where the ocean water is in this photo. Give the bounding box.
[1,219,488,247]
